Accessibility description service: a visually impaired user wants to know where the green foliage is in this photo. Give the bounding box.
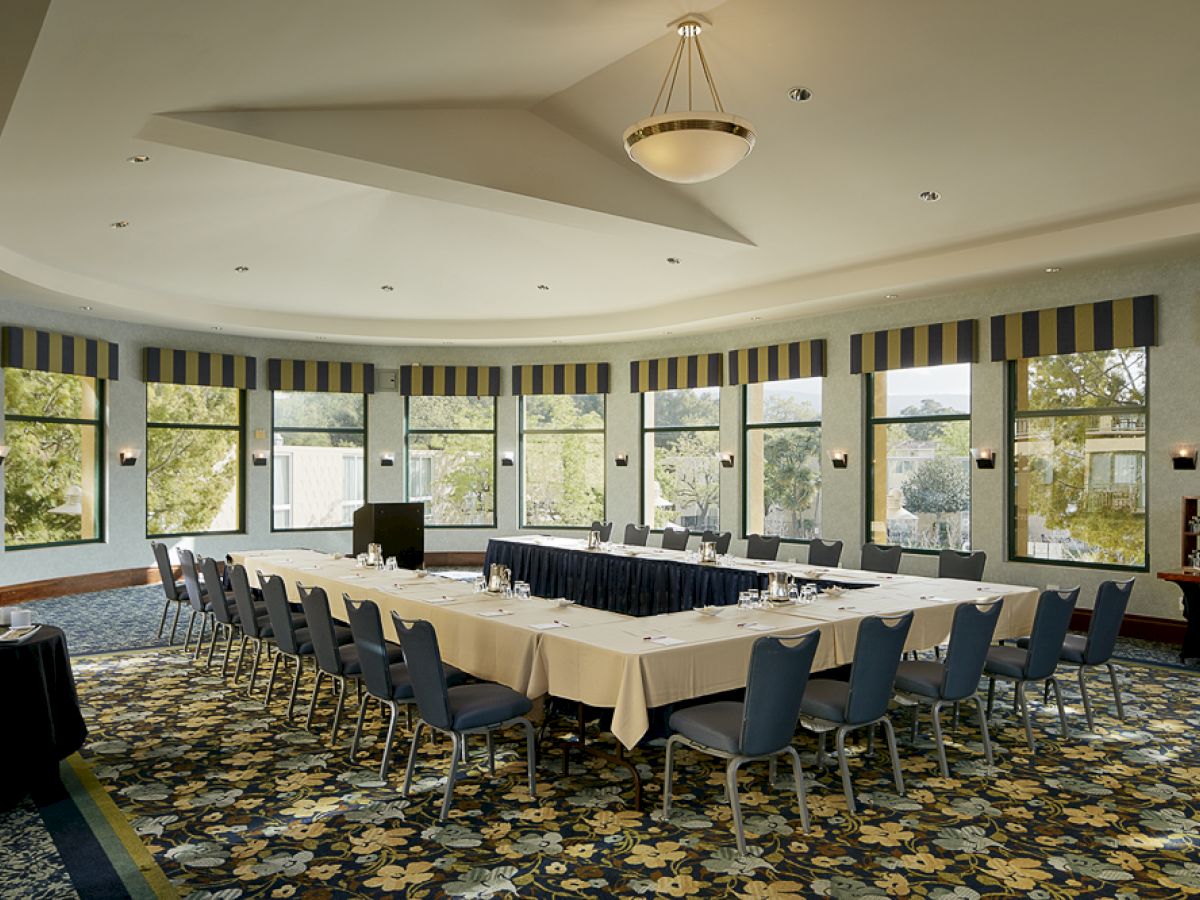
[522,395,604,527]
[408,396,497,525]
[901,456,970,549]
[900,398,960,442]
[760,424,821,537]
[652,430,719,529]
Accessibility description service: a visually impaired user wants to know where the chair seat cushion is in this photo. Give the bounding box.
[291,624,352,655]
[255,612,304,639]
[894,660,945,698]
[669,701,744,755]
[338,641,404,676]
[1016,632,1087,663]
[448,683,532,730]
[984,645,1029,679]
[800,679,850,723]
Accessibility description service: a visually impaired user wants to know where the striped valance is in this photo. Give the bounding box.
[630,353,723,392]
[512,363,610,395]
[990,295,1156,361]
[1,326,119,380]
[144,347,256,389]
[400,365,501,397]
[267,358,374,393]
[728,339,826,385]
[850,319,976,374]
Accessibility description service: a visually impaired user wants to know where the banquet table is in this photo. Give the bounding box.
[233,543,1039,750]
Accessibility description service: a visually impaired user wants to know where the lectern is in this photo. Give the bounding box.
[352,502,424,569]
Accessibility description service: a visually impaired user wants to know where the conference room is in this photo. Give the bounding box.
[2,2,1199,897]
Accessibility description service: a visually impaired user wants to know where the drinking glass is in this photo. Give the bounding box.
[474,576,487,593]
[515,581,531,601]
[788,584,800,604]
[385,557,397,571]
[738,590,754,610]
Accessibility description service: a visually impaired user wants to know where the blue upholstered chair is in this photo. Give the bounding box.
[201,555,248,677]
[661,526,690,551]
[807,539,843,568]
[700,530,733,555]
[799,612,913,813]
[894,598,1003,776]
[937,549,987,581]
[178,548,215,658]
[150,541,188,644]
[623,524,650,546]
[394,615,536,822]
[746,533,781,561]
[229,564,280,696]
[860,543,902,574]
[663,630,821,855]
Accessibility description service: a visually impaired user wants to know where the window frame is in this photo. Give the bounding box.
[864,370,973,556]
[1006,354,1150,572]
[144,384,246,539]
[3,372,106,551]
[404,395,498,529]
[269,392,368,533]
[639,388,722,535]
[518,394,607,530]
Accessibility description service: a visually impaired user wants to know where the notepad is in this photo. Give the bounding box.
[531,622,567,630]
[478,609,512,618]
[647,635,684,646]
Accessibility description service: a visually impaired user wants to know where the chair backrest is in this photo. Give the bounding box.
[845,612,914,723]
[1083,579,1133,664]
[746,533,781,561]
[739,630,821,757]
[590,521,614,542]
[623,523,650,546]
[701,530,732,554]
[1023,587,1081,680]
[346,597,394,700]
[807,539,843,567]
[298,585,344,676]
[941,598,1004,700]
[151,541,178,601]
[229,565,263,638]
[392,615,453,730]
[178,548,205,611]
[860,542,902,574]
[938,549,987,581]
[259,572,302,655]
[661,527,690,551]
[202,556,234,624]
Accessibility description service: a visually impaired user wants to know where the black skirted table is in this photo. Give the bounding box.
[0,625,88,809]
[483,537,873,617]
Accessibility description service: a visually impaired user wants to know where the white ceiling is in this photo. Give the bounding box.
[1,0,1199,345]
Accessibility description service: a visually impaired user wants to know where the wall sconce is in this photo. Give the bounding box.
[614,452,629,467]
[252,451,269,467]
[970,447,997,470]
[380,452,396,467]
[829,450,849,469]
[0,444,8,465]
[1172,445,1198,470]
[718,452,735,468]
[119,448,140,467]
[501,451,515,467]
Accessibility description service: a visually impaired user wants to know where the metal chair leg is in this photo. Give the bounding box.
[247,641,263,696]
[973,694,994,767]
[881,716,904,795]
[381,701,401,781]
[330,678,347,746]
[930,700,949,778]
[286,656,304,719]
[986,676,995,718]
[221,628,235,678]
[1017,682,1036,751]
[169,602,182,644]
[305,670,325,730]
[183,610,197,652]
[1077,667,1095,731]
[784,745,810,833]
[1107,663,1126,719]
[156,600,171,638]
[233,635,248,681]
[1048,676,1069,739]
[205,620,221,667]
[439,732,462,822]
[194,613,211,661]
[910,704,920,743]
[835,726,855,814]
[350,694,370,761]
[486,731,495,775]
[522,718,537,797]
[726,757,747,857]
[662,735,679,819]
[402,719,425,794]
[264,650,282,707]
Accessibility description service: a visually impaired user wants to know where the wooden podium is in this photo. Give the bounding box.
[352,503,425,570]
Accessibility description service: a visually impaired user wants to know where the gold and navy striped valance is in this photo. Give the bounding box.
[512,363,610,395]
[728,339,826,385]
[850,319,976,374]
[1,326,119,380]
[144,347,256,390]
[267,358,374,393]
[990,295,1156,361]
[400,365,501,397]
[630,353,723,392]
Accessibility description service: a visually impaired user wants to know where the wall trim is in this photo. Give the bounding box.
[1070,608,1186,645]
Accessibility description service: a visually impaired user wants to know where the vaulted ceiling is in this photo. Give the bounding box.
[2,0,1199,344]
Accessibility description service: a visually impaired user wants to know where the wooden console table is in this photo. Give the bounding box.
[1156,570,1200,662]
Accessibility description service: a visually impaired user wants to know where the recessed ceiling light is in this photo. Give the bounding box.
[666,257,681,265]
[1044,267,1061,273]
[234,265,250,273]
[126,155,150,164]
[110,220,129,229]
[79,305,93,311]
[381,284,394,291]
[788,87,812,102]
[919,191,941,203]
[885,293,899,300]
[211,326,223,331]
[537,284,550,291]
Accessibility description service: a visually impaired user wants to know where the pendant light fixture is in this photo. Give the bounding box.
[622,15,756,184]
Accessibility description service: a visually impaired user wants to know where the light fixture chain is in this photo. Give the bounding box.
[651,34,687,116]
[693,35,725,113]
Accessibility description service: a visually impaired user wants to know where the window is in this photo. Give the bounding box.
[146,383,243,536]
[271,391,366,530]
[3,369,103,548]
[1010,348,1147,568]
[868,364,971,550]
[642,387,720,531]
[406,396,495,527]
[745,377,822,541]
[521,394,605,528]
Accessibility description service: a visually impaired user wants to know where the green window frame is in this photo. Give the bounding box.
[519,394,606,529]
[405,396,497,528]
[742,378,822,543]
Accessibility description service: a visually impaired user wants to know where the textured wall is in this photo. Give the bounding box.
[1,252,1198,621]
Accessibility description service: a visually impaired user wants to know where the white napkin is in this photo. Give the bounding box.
[478,609,512,618]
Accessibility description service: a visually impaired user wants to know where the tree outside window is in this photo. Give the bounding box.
[745,377,822,540]
[1011,348,1147,568]
[642,387,720,532]
[3,368,103,547]
[406,396,495,527]
[521,394,604,528]
[868,364,971,550]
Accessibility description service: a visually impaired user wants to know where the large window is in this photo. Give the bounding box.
[745,377,822,541]
[1011,348,1147,568]
[271,392,365,531]
[642,387,720,531]
[521,394,605,528]
[146,383,243,536]
[406,396,496,527]
[868,364,971,550]
[3,369,103,548]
